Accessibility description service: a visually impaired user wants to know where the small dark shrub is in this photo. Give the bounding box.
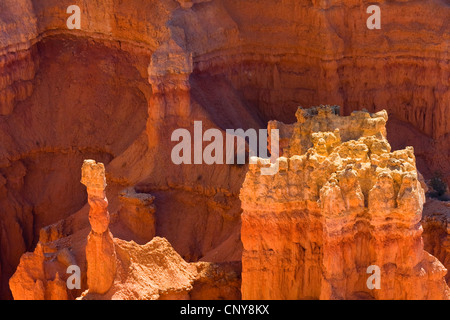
[429,172,447,198]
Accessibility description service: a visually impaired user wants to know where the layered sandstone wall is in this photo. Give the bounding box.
[240,105,449,299]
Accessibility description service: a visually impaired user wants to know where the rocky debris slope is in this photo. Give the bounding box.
[240,105,450,299]
[81,236,241,300]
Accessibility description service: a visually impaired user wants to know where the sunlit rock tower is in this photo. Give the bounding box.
[81,160,116,294]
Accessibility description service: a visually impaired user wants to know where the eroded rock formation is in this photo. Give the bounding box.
[240,105,450,300]
[1,0,449,299]
[10,160,241,300]
[9,243,68,300]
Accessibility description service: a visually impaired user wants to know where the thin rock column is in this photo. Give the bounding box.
[81,160,116,294]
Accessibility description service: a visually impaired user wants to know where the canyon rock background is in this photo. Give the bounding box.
[0,0,449,299]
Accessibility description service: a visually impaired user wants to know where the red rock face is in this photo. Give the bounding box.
[1,0,449,299]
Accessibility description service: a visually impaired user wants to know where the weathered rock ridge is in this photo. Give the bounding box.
[240,105,450,299]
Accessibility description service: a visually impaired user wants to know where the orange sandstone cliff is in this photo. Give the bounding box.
[240,106,450,299]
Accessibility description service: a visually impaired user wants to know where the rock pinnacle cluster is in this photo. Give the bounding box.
[240,106,450,299]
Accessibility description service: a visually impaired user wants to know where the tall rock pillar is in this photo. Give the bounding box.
[81,160,116,294]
